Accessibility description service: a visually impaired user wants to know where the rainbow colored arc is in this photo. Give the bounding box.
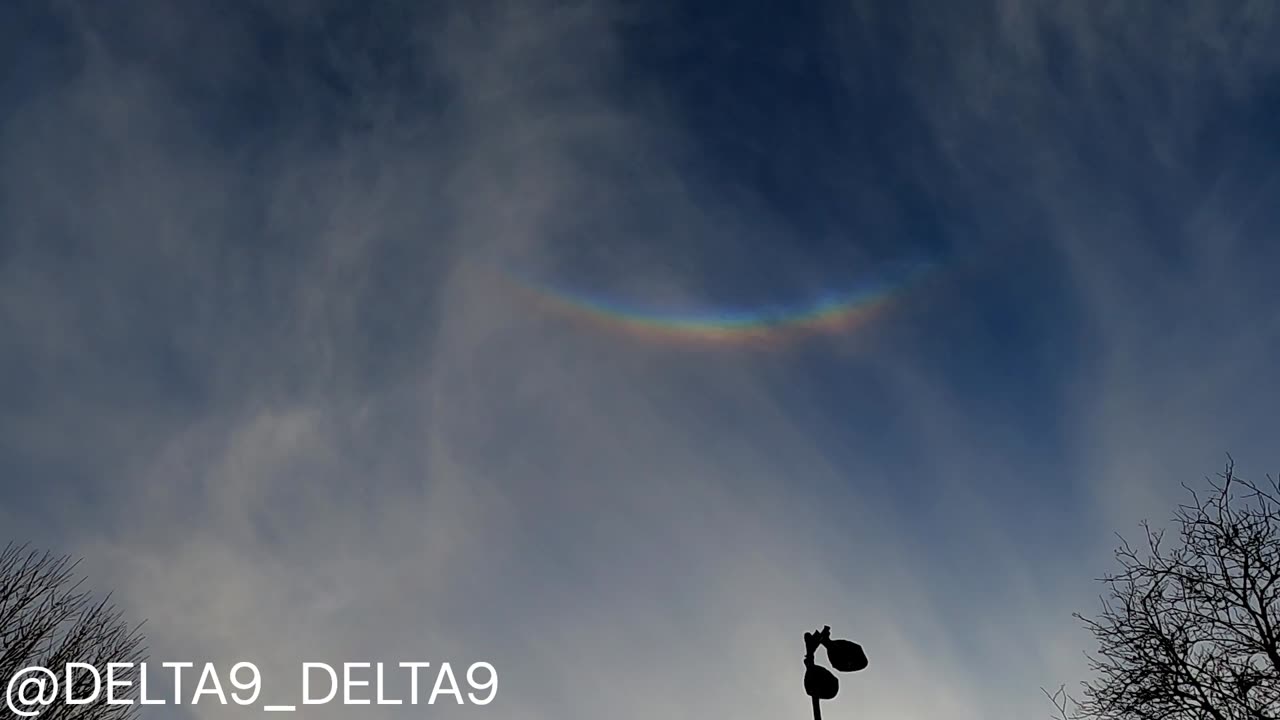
[505,257,937,348]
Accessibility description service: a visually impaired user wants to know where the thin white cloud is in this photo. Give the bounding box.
[3,2,1278,719]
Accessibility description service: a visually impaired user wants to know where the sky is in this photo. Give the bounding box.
[2,1,1280,718]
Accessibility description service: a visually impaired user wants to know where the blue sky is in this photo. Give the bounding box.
[3,1,1280,718]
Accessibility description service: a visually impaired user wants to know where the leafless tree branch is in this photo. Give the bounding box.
[1048,458,1280,720]
[0,543,147,720]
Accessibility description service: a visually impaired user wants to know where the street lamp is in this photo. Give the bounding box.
[803,625,867,719]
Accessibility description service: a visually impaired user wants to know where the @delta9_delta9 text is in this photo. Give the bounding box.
[5,660,497,715]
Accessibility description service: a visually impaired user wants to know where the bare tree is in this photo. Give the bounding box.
[0,543,146,720]
[1050,458,1280,720]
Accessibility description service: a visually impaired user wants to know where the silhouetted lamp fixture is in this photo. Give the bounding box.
[803,625,867,719]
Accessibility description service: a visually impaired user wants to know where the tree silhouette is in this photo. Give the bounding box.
[0,543,146,720]
[1050,458,1280,720]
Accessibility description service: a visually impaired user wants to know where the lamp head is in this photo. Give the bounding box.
[824,638,868,673]
[803,664,839,700]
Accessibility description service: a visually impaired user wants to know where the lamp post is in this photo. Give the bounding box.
[803,625,867,719]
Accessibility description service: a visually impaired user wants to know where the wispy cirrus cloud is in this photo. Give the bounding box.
[2,2,1279,718]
